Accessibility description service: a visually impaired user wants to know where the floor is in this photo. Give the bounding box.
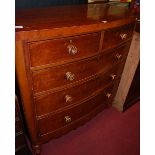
[41,102,140,155]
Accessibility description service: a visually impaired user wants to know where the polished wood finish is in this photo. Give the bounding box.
[15,4,135,33]
[100,41,131,65]
[102,23,135,50]
[34,64,122,116]
[29,33,100,68]
[37,83,114,136]
[32,56,102,94]
[16,3,136,155]
[32,41,131,94]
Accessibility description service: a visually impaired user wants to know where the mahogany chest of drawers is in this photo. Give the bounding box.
[16,3,136,155]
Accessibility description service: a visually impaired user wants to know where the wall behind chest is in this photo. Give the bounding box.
[16,0,87,9]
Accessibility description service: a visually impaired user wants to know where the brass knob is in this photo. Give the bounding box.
[115,53,122,60]
[64,116,72,123]
[105,93,112,98]
[120,33,127,40]
[65,72,75,81]
[67,44,78,55]
[110,74,116,80]
[65,95,72,103]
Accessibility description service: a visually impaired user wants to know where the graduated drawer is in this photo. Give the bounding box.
[99,41,131,70]
[35,64,122,116]
[102,23,135,50]
[32,42,130,94]
[32,56,101,94]
[37,84,114,136]
[28,33,100,68]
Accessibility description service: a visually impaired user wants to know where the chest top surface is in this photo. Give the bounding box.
[15,3,135,32]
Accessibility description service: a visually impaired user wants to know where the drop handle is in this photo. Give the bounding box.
[67,44,78,55]
[120,33,127,40]
[110,74,117,80]
[65,95,72,103]
[65,72,75,81]
[115,53,122,60]
[105,93,112,99]
[64,116,72,123]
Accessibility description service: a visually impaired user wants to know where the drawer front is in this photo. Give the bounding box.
[35,64,122,116]
[99,42,131,70]
[32,56,101,94]
[29,33,101,67]
[102,23,135,50]
[37,84,114,135]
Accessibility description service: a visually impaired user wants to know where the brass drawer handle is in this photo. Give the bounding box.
[64,116,72,123]
[105,93,112,99]
[110,74,117,80]
[65,95,72,103]
[115,53,122,60]
[120,33,127,40]
[65,72,75,81]
[67,44,78,55]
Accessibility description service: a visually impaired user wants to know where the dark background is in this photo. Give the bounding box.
[15,0,87,9]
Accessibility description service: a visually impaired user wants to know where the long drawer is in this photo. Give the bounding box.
[34,64,122,116]
[102,23,135,50]
[37,83,115,136]
[32,55,101,94]
[28,33,101,68]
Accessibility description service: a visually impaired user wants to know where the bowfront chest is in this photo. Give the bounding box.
[16,3,136,155]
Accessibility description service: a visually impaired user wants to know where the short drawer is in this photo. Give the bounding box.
[102,23,135,50]
[37,84,115,135]
[99,41,131,70]
[32,56,102,94]
[35,64,122,116]
[29,33,101,68]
